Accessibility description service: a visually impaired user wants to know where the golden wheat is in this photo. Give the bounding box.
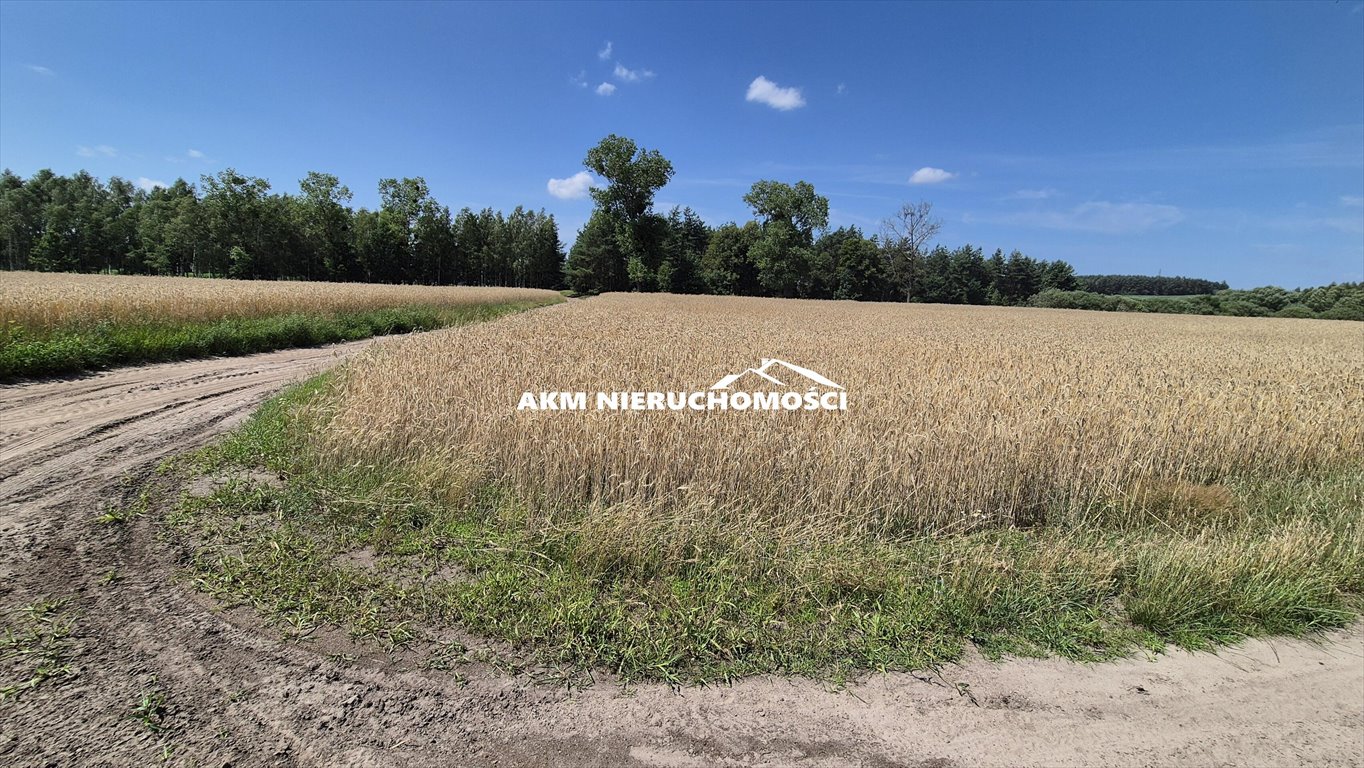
[306,294,1363,558]
[0,271,561,332]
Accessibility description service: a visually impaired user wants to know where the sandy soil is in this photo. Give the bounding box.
[1,337,1361,767]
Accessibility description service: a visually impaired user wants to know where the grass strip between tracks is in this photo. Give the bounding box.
[0,298,559,381]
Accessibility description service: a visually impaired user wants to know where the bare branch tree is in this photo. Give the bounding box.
[880,201,941,301]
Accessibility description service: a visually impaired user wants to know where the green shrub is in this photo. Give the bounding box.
[1320,296,1364,321]
[1273,304,1317,319]
[1219,299,1270,317]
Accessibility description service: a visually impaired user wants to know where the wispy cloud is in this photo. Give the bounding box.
[547,171,597,200]
[746,76,805,111]
[598,41,613,60]
[1006,187,1058,200]
[828,208,880,229]
[595,82,616,96]
[1341,195,1364,207]
[1264,212,1364,235]
[135,177,168,192]
[166,148,212,163]
[1250,243,1303,256]
[613,62,654,83]
[823,189,903,204]
[835,83,846,96]
[746,160,943,186]
[570,70,588,88]
[671,176,750,189]
[25,64,55,77]
[980,127,1364,173]
[908,167,956,185]
[994,201,1185,234]
[76,144,118,159]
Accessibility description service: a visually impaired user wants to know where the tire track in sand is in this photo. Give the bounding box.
[0,340,374,510]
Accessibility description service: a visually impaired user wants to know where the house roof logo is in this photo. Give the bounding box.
[710,358,843,391]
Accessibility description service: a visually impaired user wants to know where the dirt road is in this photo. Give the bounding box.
[1,338,1361,767]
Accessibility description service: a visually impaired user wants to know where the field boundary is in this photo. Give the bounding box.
[1,297,561,381]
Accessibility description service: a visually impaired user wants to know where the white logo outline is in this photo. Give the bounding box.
[710,358,843,391]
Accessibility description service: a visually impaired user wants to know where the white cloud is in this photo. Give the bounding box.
[598,41,613,60]
[746,76,805,111]
[167,148,211,163]
[25,64,55,76]
[135,177,168,192]
[595,82,616,96]
[908,167,956,185]
[613,62,654,82]
[547,171,597,200]
[1001,201,1185,234]
[1340,195,1364,207]
[76,144,118,158]
[1007,187,1058,200]
[835,83,846,96]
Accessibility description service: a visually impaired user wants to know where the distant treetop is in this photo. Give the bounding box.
[1077,274,1230,296]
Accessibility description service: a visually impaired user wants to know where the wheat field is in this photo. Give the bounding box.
[307,294,1364,558]
[173,292,1364,674]
[0,271,560,332]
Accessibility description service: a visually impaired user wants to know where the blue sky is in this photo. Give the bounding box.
[2,1,1361,288]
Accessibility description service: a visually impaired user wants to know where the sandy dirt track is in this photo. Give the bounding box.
[1,335,1362,767]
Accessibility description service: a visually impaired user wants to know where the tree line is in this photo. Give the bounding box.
[1077,274,1229,296]
[563,135,1078,304]
[13,135,1348,320]
[1033,282,1364,320]
[0,168,564,288]
[2,148,1079,308]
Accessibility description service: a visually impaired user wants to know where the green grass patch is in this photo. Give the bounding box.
[161,379,1364,684]
[0,597,81,701]
[0,298,558,381]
